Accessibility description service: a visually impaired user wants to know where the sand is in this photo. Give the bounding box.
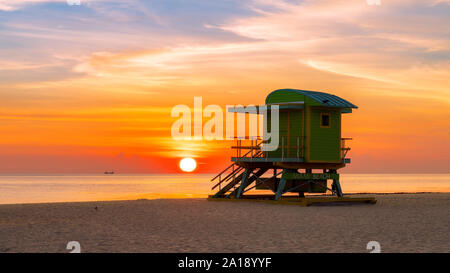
[0,193,449,253]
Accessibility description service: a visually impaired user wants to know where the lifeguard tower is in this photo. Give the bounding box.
[209,89,376,206]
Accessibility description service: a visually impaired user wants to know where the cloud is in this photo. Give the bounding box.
[431,0,450,6]
[0,0,66,11]
[0,0,114,11]
[202,0,450,94]
[2,0,448,95]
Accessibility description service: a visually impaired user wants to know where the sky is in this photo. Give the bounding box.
[0,0,449,174]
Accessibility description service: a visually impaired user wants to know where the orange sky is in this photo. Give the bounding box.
[0,0,449,173]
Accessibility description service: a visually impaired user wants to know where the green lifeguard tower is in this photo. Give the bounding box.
[210,89,376,206]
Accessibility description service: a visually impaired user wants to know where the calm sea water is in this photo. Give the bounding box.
[0,174,449,204]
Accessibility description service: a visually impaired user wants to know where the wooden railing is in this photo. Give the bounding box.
[341,138,352,159]
[231,138,264,159]
[231,136,304,161]
[211,144,263,190]
[229,137,351,161]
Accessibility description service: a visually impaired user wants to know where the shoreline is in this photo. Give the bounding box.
[1,191,449,206]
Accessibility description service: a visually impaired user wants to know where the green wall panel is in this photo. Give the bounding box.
[308,108,341,162]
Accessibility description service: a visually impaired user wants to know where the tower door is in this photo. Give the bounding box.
[266,110,303,159]
[286,110,303,158]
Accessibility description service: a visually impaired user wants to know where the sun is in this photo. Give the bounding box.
[179,157,197,172]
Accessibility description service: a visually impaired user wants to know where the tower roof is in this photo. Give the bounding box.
[265,89,358,109]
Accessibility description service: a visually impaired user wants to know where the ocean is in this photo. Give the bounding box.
[0,174,449,204]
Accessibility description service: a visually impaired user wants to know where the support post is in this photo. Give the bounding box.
[236,168,252,199]
[332,179,343,197]
[275,170,289,200]
[329,169,343,197]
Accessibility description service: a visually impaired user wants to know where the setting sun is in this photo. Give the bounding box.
[179,158,197,172]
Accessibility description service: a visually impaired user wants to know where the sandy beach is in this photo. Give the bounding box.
[0,193,449,253]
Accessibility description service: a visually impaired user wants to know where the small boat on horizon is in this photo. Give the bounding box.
[104,171,115,175]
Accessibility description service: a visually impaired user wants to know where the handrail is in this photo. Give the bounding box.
[211,142,263,182]
[211,166,242,190]
[211,152,266,191]
[341,138,352,159]
[211,162,237,182]
[232,136,305,159]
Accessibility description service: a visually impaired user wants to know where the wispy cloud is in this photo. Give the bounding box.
[0,0,75,11]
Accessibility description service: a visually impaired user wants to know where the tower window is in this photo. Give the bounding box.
[320,113,330,128]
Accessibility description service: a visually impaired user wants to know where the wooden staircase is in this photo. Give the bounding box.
[211,140,272,198]
[211,163,245,197]
[211,166,269,198]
